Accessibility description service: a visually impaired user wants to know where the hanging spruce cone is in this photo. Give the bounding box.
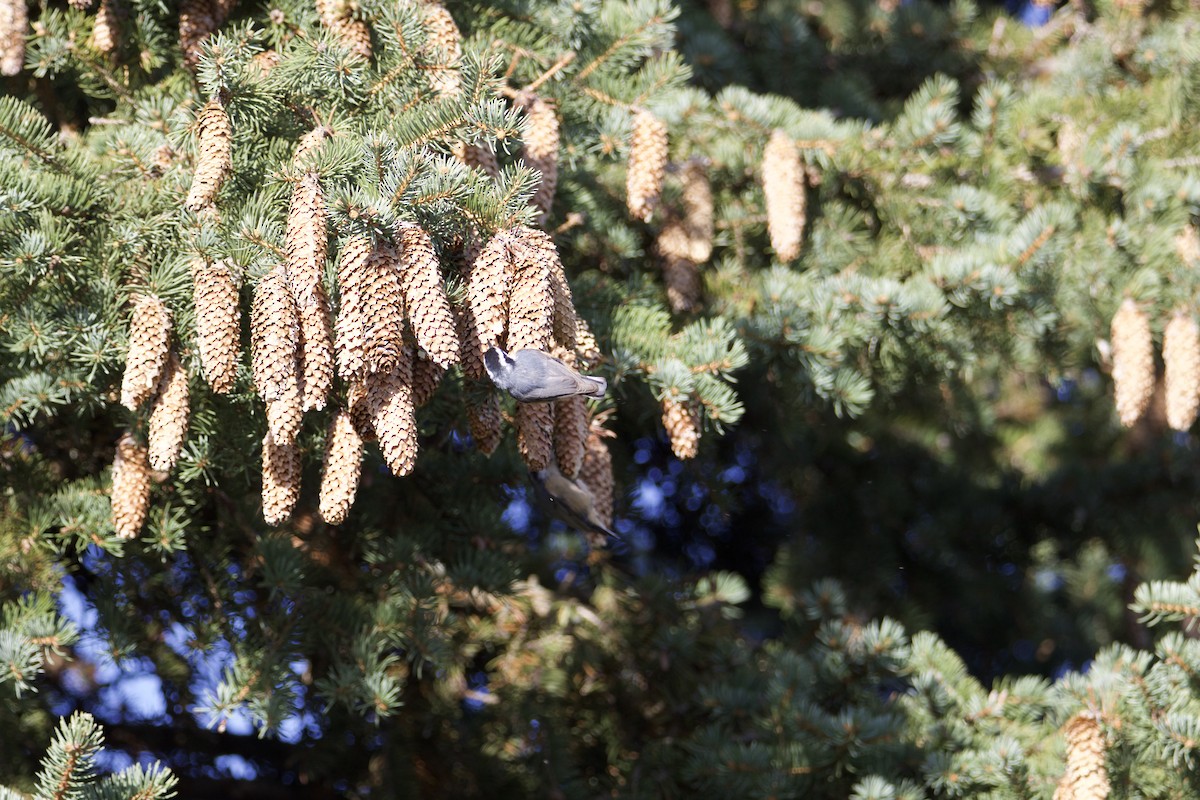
[335,234,373,380]
[0,0,26,75]
[518,93,560,226]
[656,216,701,313]
[466,390,502,455]
[1053,713,1110,800]
[398,224,459,368]
[1111,298,1154,428]
[578,424,614,527]
[507,233,554,353]
[361,242,406,376]
[516,401,554,471]
[1176,226,1200,267]
[318,410,363,525]
[315,0,371,59]
[294,126,330,166]
[193,258,241,394]
[464,231,513,378]
[179,0,216,69]
[298,296,334,412]
[184,97,233,213]
[662,394,700,459]
[91,0,119,55]
[762,128,805,262]
[422,3,461,98]
[262,431,301,526]
[121,294,173,411]
[286,172,329,305]
[412,354,445,407]
[575,317,601,365]
[626,109,668,222]
[252,268,303,444]
[681,160,714,263]
[111,432,152,539]
[516,227,575,350]
[346,379,375,443]
[1164,312,1200,432]
[147,351,190,472]
[553,394,588,479]
[452,141,501,180]
[367,350,418,476]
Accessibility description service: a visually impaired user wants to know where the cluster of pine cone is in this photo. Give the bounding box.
[1109,298,1200,432]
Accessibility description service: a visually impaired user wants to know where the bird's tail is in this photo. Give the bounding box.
[585,376,607,397]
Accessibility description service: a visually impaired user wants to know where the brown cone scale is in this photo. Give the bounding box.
[121,294,173,411]
[111,432,152,539]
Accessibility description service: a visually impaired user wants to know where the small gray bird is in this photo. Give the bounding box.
[533,463,619,540]
[484,346,606,402]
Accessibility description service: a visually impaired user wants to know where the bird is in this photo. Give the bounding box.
[532,462,619,540]
[484,346,606,402]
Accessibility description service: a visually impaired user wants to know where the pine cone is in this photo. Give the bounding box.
[398,224,459,368]
[452,140,501,180]
[1177,226,1200,267]
[553,395,588,478]
[1053,713,1109,800]
[515,227,575,350]
[762,128,805,262]
[578,424,614,527]
[361,241,407,376]
[193,258,241,394]
[367,349,418,476]
[294,126,330,167]
[179,0,216,69]
[298,294,334,412]
[575,317,601,365]
[91,0,119,55]
[0,0,26,75]
[681,160,714,263]
[1164,312,1200,432]
[507,233,554,353]
[516,401,553,471]
[412,354,445,407]
[464,231,513,377]
[1111,298,1155,428]
[111,432,152,539]
[285,172,329,306]
[148,351,190,472]
[422,3,461,98]
[262,431,301,526]
[335,234,374,380]
[252,268,303,443]
[347,379,375,443]
[318,410,363,525]
[184,97,233,212]
[121,294,173,411]
[661,255,701,314]
[626,109,668,222]
[518,93,559,225]
[315,0,371,59]
[69,0,94,10]
[466,389,502,455]
[662,394,700,459]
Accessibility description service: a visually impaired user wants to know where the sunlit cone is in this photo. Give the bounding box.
[367,349,417,476]
[1111,298,1154,428]
[516,227,575,350]
[298,294,334,411]
[1163,312,1200,432]
[315,0,371,59]
[516,401,553,471]
[507,234,553,353]
[121,294,173,411]
[1053,713,1110,800]
[335,234,373,380]
[681,160,714,263]
[262,431,301,526]
[252,268,303,443]
[249,48,280,76]
[0,0,26,75]
[575,317,601,365]
[193,258,241,394]
[398,224,459,368]
[553,395,588,478]
[91,0,118,55]
[148,351,190,472]
[1176,225,1200,267]
[626,109,668,222]
[285,172,328,306]
[662,394,700,459]
[294,126,330,167]
[452,140,501,180]
[184,97,232,212]
[518,93,559,225]
[318,410,363,525]
[465,231,513,377]
[466,389,502,455]
[361,242,406,376]
[69,0,94,10]
[422,3,461,98]
[577,424,614,527]
[179,0,216,69]
[412,354,445,407]
[762,128,805,262]
[111,432,152,539]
